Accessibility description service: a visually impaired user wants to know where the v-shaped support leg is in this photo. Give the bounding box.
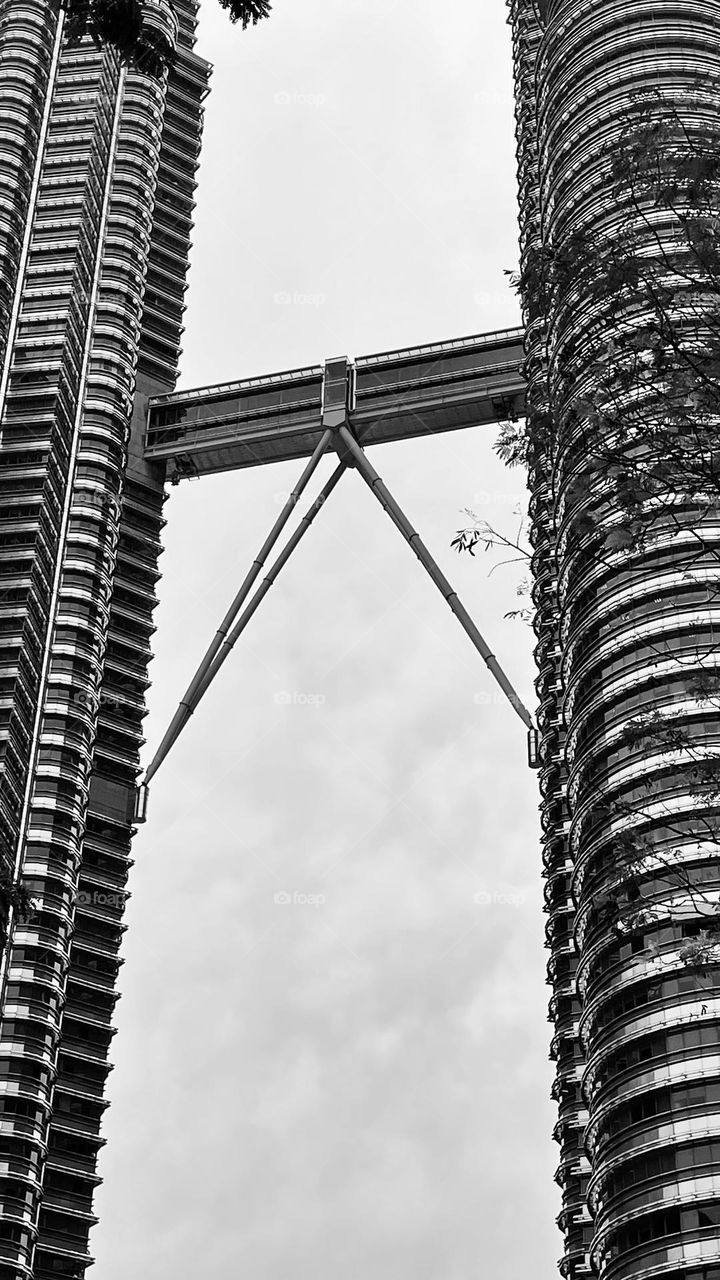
[137,385,536,820]
[142,430,347,789]
[332,421,535,732]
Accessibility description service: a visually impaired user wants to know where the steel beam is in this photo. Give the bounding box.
[144,327,525,477]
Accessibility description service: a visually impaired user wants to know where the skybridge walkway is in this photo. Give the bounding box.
[135,326,533,813]
[144,326,526,479]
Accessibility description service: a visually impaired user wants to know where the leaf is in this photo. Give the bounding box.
[217,0,272,27]
[605,528,635,550]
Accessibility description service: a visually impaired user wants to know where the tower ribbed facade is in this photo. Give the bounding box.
[508,2,593,1276]
[509,1,720,1278]
[5,2,720,1278]
[0,3,209,1275]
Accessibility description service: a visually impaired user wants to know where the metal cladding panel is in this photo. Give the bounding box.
[353,373,526,448]
[145,368,325,474]
[87,776,135,825]
[170,415,327,475]
[144,329,527,474]
[354,329,525,387]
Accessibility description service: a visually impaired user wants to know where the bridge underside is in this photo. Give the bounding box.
[143,326,525,478]
[135,325,532,796]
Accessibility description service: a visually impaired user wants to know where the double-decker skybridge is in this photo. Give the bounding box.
[135,324,533,813]
[145,325,525,476]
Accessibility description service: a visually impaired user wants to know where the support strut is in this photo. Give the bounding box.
[334,423,534,731]
[137,408,535,819]
[143,427,335,786]
[171,460,347,739]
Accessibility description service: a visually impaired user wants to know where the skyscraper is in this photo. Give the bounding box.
[1,2,720,1278]
[507,2,720,1279]
[0,3,208,1275]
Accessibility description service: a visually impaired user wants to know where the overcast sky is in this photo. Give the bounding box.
[92,2,560,1276]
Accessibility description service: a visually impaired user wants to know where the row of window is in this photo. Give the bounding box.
[591,1020,720,1100]
[599,1138,720,1206]
[591,969,720,1036]
[600,1078,720,1143]
[605,1201,720,1259]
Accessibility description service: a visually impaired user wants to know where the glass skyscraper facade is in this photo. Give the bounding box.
[1,2,720,1278]
[0,3,208,1275]
[508,2,720,1278]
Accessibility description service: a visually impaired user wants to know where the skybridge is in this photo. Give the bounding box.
[136,325,533,814]
[144,326,525,479]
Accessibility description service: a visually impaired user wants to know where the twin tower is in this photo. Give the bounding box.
[0,2,718,1279]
